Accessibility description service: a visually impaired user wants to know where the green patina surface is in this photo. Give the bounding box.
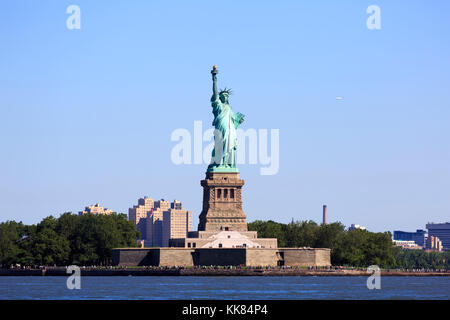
[207,66,244,173]
[208,166,239,173]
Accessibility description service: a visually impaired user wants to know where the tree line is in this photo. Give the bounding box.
[1,215,448,269]
[248,220,450,269]
[0,213,139,267]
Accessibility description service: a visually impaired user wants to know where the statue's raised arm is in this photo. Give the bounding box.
[211,65,219,103]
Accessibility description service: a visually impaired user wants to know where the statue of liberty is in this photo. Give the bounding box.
[207,66,245,172]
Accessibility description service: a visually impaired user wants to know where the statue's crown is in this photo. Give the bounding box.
[219,87,232,95]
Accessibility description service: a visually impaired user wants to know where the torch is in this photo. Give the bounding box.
[211,65,218,76]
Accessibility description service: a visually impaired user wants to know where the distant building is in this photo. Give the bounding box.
[128,197,154,239]
[162,209,193,247]
[79,203,114,216]
[426,223,450,251]
[154,199,170,211]
[426,236,443,252]
[393,229,427,247]
[171,200,182,210]
[349,224,366,231]
[129,198,192,247]
[393,240,422,250]
[146,207,164,247]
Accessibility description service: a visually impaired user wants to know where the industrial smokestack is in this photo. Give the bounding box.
[323,205,327,225]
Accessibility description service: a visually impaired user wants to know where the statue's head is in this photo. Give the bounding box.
[219,88,232,103]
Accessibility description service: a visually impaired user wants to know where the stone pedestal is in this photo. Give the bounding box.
[197,172,247,232]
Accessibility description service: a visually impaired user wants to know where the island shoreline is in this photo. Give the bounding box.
[1,268,449,277]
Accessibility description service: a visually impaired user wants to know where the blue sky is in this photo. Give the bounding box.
[0,0,449,232]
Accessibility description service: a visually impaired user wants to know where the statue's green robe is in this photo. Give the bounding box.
[210,97,241,167]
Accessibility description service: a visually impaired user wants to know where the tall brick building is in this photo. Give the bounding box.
[128,197,192,246]
[128,197,154,239]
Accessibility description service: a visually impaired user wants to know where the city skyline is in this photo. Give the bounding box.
[1,1,449,232]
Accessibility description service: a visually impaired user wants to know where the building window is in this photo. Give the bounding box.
[218,243,222,248]
[230,189,234,198]
[192,243,196,248]
[224,189,228,199]
[188,243,191,248]
[217,189,221,199]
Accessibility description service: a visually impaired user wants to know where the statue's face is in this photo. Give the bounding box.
[219,93,229,103]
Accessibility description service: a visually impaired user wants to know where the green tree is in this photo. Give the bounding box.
[0,212,139,267]
[0,221,25,267]
[248,220,287,247]
[285,220,320,247]
[314,222,345,249]
[248,220,400,268]
[64,212,139,265]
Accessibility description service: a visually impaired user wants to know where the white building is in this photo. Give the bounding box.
[349,224,366,231]
[393,240,422,250]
